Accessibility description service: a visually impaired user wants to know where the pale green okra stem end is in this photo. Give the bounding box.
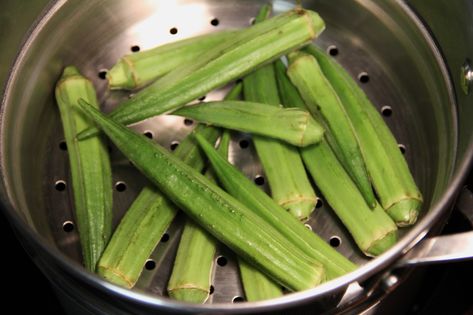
[107,58,136,90]
[97,266,134,289]
[386,199,422,227]
[168,287,210,303]
[283,198,317,222]
[364,230,398,257]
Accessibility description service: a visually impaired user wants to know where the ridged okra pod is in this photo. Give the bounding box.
[287,51,376,209]
[172,100,324,147]
[167,219,217,303]
[304,45,422,226]
[196,133,356,279]
[108,30,237,90]
[276,58,397,256]
[97,124,220,288]
[77,99,324,292]
[241,10,318,221]
[77,8,325,139]
[301,142,398,257]
[55,66,113,271]
[239,259,283,301]
[167,87,241,303]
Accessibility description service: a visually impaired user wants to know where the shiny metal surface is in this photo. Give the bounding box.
[0,0,471,314]
[461,60,473,95]
[399,230,473,267]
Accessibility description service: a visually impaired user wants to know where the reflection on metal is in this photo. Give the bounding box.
[461,59,473,95]
[398,230,473,267]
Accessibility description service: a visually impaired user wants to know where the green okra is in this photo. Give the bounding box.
[167,219,216,303]
[108,30,237,90]
[172,100,324,147]
[195,133,356,279]
[97,124,220,288]
[167,90,240,303]
[77,8,325,140]
[239,259,283,301]
[276,57,397,256]
[77,98,324,292]
[301,141,398,257]
[287,51,377,209]
[241,24,317,221]
[55,66,113,272]
[304,45,422,226]
[274,59,306,110]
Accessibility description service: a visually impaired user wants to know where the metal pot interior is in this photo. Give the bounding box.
[0,0,457,309]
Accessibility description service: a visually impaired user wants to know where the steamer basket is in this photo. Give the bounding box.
[1,0,473,314]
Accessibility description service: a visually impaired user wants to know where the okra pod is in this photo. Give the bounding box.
[55,66,113,271]
[97,124,220,288]
[301,142,398,257]
[241,28,318,220]
[172,100,324,147]
[77,8,325,139]
[167,89,240,303]
[287,51,376,209]
[239,259,283,301]
[108,30,237,90]
[77,99,324,292]
[195,133,356,279]
[304,45,422,226]
[167,219,216,303]
[275,58,397,256]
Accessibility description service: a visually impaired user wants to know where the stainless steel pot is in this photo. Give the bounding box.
[1,0,473,314]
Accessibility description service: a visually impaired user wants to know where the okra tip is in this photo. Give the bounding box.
[364,230,398,257]
[107,58,136,90]
[386,199,422,227]
[168,287,210,304]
